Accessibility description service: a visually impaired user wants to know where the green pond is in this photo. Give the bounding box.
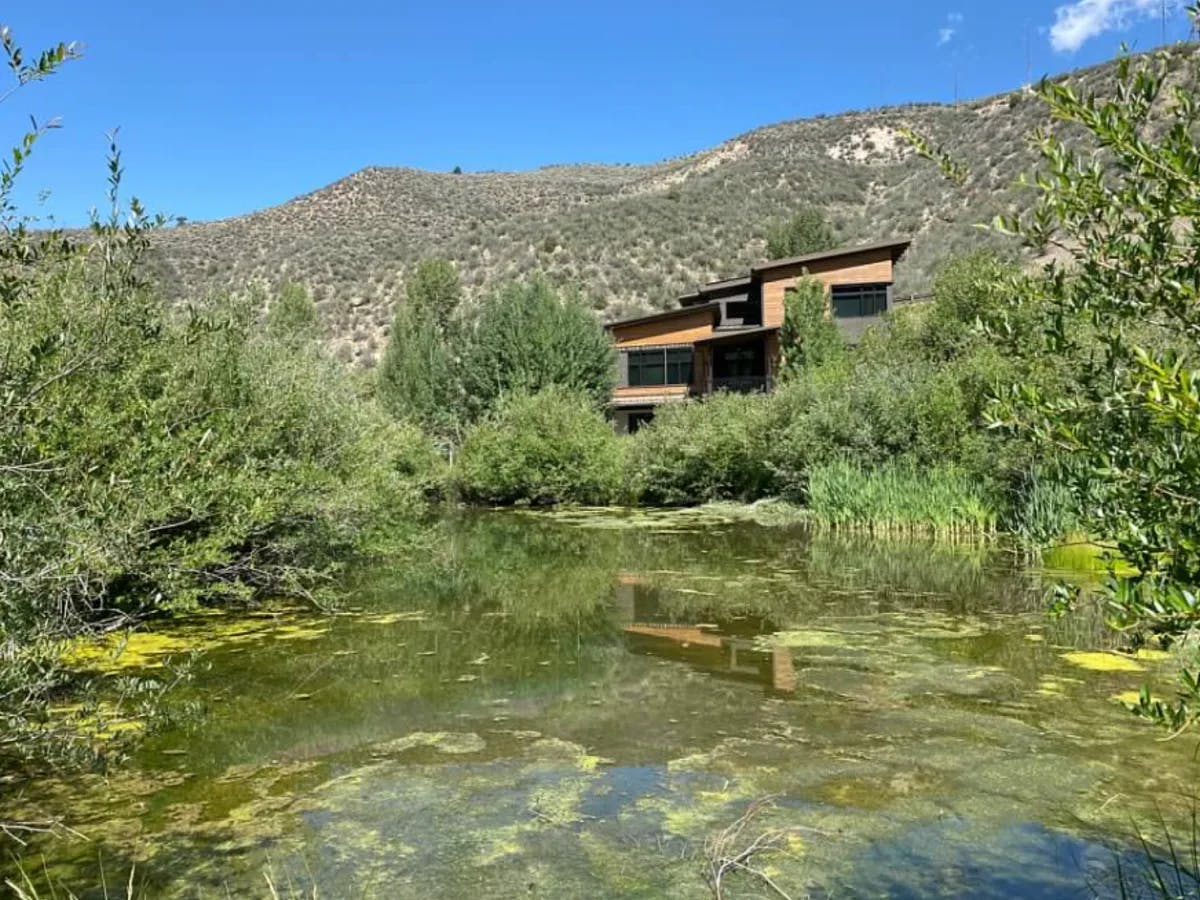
[4,509,1198,898]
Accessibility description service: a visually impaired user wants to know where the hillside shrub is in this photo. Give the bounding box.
[765,207,836,259]
[265,281,320,343]
[453,388,623,505]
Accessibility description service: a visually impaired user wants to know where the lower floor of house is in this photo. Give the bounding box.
[611,330,780,434]
[613,407,656,435]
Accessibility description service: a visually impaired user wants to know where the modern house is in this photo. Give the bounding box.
[606,238,911,433]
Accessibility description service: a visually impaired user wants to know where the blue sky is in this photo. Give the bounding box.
[2,1,1193,225]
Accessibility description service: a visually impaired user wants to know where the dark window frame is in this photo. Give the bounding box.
[831,283,889,318]
[625,347,694,387]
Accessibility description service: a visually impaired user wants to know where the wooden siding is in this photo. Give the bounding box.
[763,332,780,379]
[760,248,896,328]
[611,308,715,348]
[612,384,690,405]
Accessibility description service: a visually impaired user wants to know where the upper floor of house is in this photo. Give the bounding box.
[604,238,911,415]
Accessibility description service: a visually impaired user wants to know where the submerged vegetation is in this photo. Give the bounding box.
[4,511,1197,897]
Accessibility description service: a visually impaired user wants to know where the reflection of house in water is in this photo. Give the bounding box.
[613,575,796,694]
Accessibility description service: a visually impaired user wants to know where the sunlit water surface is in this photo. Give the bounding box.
[3,509,1197,898]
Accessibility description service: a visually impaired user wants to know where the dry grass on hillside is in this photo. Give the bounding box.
[146,49,1196,365]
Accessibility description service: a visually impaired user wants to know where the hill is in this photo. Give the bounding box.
[147,50,1196,365]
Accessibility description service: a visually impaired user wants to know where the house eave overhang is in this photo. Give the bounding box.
[605,301,721,331]
[692,325,780,345]
[749,238,912,276]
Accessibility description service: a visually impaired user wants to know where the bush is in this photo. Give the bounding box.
[626,392,776,505]
[265,281,320,343]
[765,207,836,259]
[453,388,623,505]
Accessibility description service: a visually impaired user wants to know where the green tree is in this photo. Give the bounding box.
[404,258,461,334]
[912,36,1200,731]
[378,259,465,441]
[378,304,463,442]
[460,278,615,419]
[778,277,844,377]
[765,207,836,259]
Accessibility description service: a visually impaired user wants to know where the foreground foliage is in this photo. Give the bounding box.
[912,29,1200,731]
[2,266,440,637]
[0,26,442,767]
[996,43,1200,732]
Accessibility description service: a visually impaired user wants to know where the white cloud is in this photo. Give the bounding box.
[938,12,964,46]
[1049,0,1176,52]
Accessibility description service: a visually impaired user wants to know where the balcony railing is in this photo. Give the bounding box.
[711,375,773,394]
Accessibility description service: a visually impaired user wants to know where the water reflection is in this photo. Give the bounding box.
[616,576,797,693]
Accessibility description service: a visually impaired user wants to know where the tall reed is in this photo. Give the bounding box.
[803,460,999,536]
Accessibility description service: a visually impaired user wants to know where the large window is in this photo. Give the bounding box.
[831,283,889,318]
[627,347,693,387]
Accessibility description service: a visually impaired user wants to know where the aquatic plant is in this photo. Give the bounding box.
[1106,809,1200,900]
[803,460,999,535]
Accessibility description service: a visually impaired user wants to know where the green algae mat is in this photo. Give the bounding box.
[3,510,1196,898]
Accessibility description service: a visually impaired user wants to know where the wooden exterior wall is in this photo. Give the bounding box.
[763,332,780,381]
[610,308,716,348]
[760,249,897,328]
[612,384,691,405]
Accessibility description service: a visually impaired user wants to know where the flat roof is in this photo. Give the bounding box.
[692,325,780,345]
[750,238,912,275]
[702,275,753,292]
[677,275,752,307]
[605,301,721,331]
